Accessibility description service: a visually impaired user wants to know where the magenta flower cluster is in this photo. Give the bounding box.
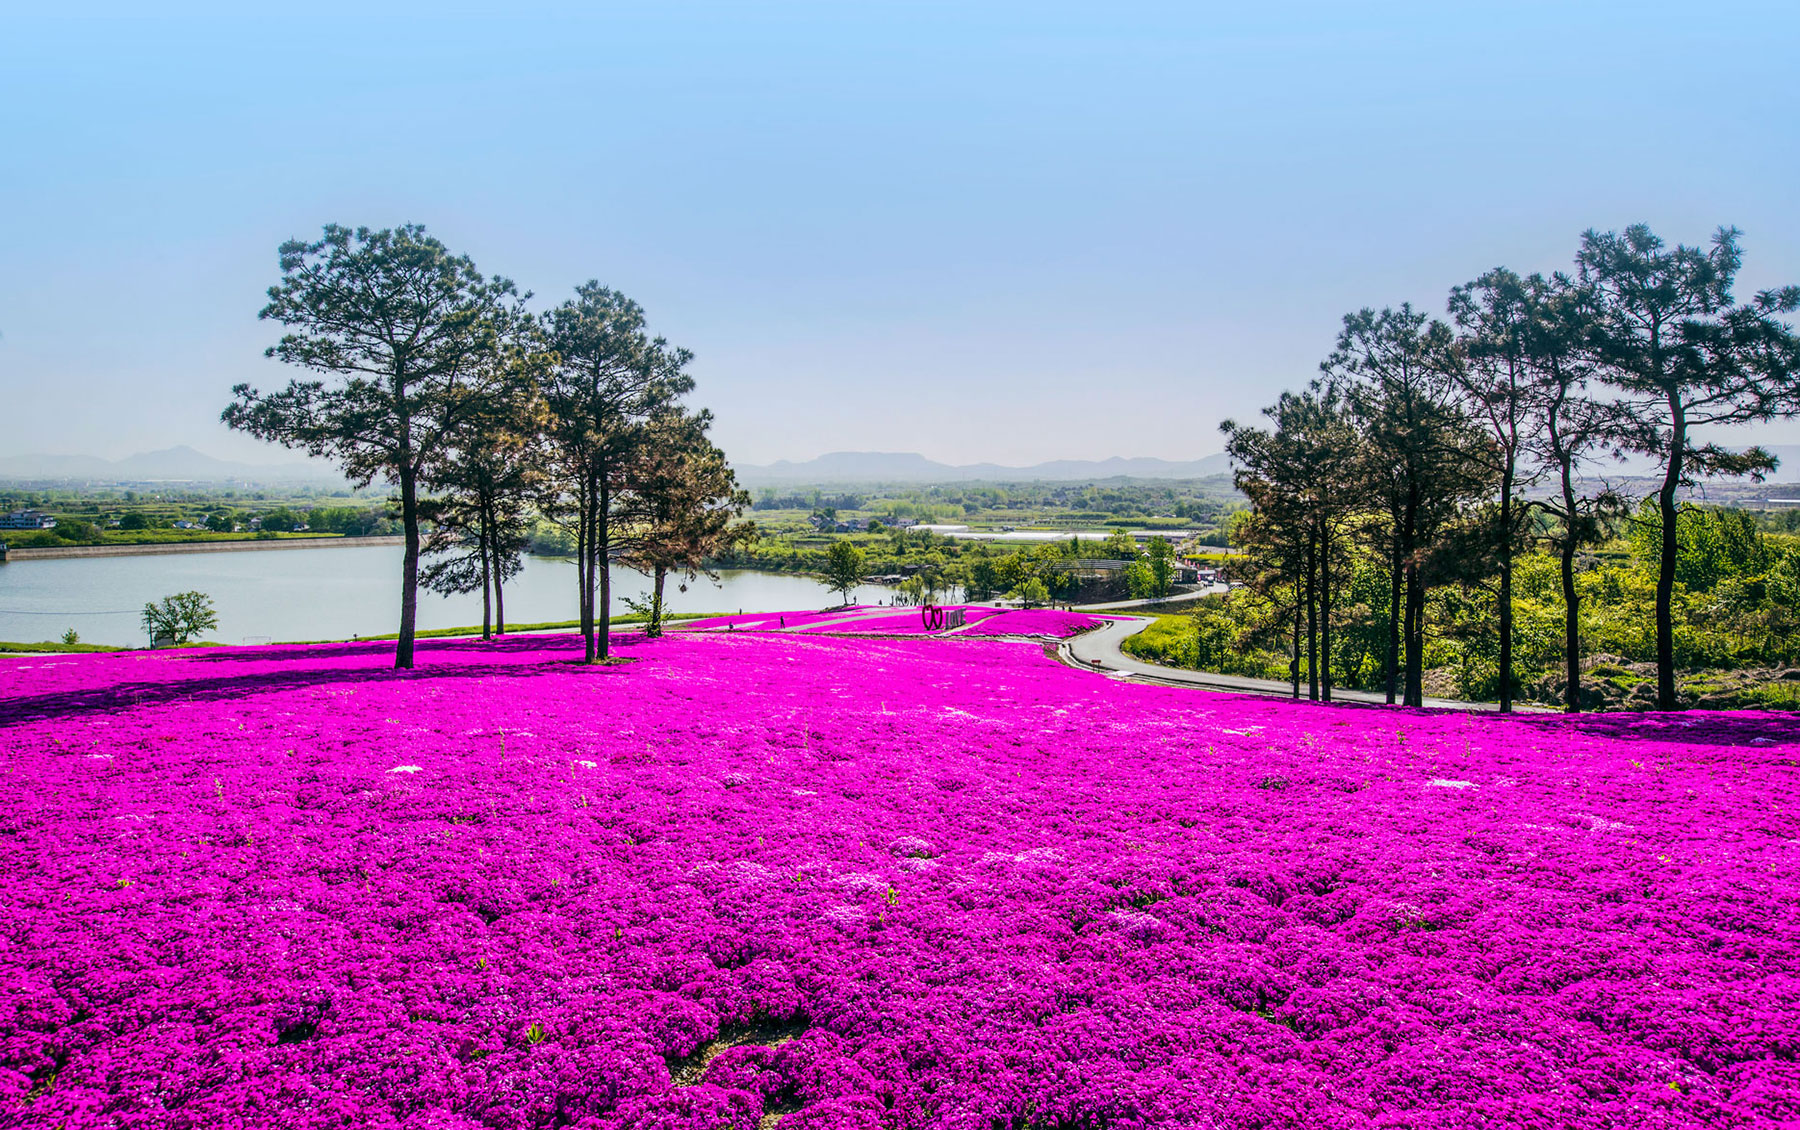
[792,608,1000,635]
[686,607,1106,639]
[951,608,1103,638]
[680,609,866,632]
[2,631,1796,1129]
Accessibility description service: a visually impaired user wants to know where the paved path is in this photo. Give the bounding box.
[1076,584,1229,611]
[1061,616,1525,712]
[675,606,1530,712]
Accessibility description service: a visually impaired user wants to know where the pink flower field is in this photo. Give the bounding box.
[683,607,1106,639]
[793,608,1004,636]
[2,632,1798,1129]
[680,610,868,633]
[810,608,1107,639]
[952,609,1105,639]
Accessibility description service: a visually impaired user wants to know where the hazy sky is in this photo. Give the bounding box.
[3,1,1797,468]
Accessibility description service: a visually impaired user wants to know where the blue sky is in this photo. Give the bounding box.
[2,1,1796,467]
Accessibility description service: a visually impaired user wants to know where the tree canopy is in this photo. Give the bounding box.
[224,224,522,668]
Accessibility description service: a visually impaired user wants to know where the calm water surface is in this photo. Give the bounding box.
[0,546,898,647]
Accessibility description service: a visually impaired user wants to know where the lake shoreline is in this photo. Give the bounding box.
[0,549,899,648]
[1,535,403,561]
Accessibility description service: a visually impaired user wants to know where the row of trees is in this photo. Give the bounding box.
[225,225,749,669]
[1223,225,1800,711]
[797,527,1179,607]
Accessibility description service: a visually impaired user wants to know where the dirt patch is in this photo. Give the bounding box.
[667,1015,811,1088]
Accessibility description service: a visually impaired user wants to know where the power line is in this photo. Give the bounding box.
[0,608,139,616]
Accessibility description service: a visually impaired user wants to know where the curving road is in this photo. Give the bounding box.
[1064,616,1517,711]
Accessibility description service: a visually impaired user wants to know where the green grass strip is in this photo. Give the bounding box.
[279,613,714,645]
[0,641,127,654]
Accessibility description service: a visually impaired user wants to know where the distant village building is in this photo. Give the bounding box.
[0,510,56,530]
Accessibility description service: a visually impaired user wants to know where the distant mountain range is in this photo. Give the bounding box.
[0,445,341,483]
[6,443,1795,490]
[736,445,1800,487]
[735,451,1235,483]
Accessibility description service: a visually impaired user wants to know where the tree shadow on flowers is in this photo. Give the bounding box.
[1512,709,1799,749]
[0,635,653,729]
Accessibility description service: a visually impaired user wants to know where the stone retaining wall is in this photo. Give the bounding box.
[0,535,403,562]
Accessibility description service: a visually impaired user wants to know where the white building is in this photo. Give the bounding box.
[0,510,56,530]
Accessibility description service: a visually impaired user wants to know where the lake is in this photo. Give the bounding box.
[0,545,900,647]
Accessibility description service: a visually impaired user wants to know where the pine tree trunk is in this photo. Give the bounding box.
[1306,539,1319,702]
[488,496,506,636]
[1655,399,1684,710]
[1404,564,1424,708]
[1561,535,1581,713]
[1320,528,1333,704]
[1385,545,1402,705]
[1497,476,1514,713]
[396,461,420,671]
[596,466,613,662]
[480,523,492,641]
[650,566,667,638]
[1291,586,1302,700]
[578,469,595,663]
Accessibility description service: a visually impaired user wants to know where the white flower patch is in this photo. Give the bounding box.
[890,835,936,858]
[978,847,1065,867]
[1579,812,1634,833]
[1109,909,1160,932]
[388,765,423,774]
[728,861,774,884]
[1428,779,1476,790]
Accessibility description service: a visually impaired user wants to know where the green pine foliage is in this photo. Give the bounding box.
[1126,511,1800,704]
